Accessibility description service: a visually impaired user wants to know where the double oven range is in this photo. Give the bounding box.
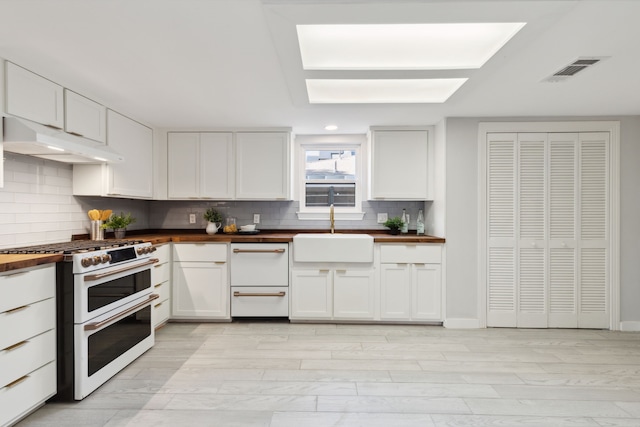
[1,240,158,401]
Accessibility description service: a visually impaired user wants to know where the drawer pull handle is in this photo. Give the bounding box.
[4,271,27,278]
[68,131,84,137]
[5,375,29,388]
[154,264,163,268]
[3,340,28,352]
[214,261,226,265]
[233,291,286,297]
[154,283,163,288]
[6,305,29,314]
[154,302,162,308]
[233,249,286,254]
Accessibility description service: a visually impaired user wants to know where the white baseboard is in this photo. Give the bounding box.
[443,318,482,329]
[620,321,640,332]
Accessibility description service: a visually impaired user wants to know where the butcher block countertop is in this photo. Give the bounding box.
[122,229,446,245]
[0,253,63,273]
[0,230,445,271]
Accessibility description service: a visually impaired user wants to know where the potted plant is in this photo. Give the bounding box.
[383,216,404,235]
[203,208,223,235]
[102,212,136,238]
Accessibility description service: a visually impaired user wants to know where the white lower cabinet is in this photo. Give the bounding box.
[171,243,229,320]
[151,244,171,328]
[0,264,56,427]
[379,244,443,322]
[290,266,375,321]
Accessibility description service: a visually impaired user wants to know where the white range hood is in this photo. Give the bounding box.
[2,117,124,164]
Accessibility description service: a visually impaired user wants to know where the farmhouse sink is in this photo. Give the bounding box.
[293,233,374,263]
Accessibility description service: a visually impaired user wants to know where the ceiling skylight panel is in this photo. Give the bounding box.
[305,78,468,104]
[297,23,526,70]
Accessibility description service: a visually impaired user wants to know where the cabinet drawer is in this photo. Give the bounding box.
[0,298,55,350]
[0,329,55,388]
[153,298,171,328]
[0,361,56,427]
[153,244,171,263]
[0,264,55,313]
[231,286,289,317]
[379,244,441,264]
[152,280,170,302]
[173,243,227,262]
[152,262,170,284]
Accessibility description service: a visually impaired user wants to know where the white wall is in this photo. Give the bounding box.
[445,116,640,325]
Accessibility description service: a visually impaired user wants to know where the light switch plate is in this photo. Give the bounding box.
[377,213,388,223]
[189,214,196,224]
[253,214,260,224]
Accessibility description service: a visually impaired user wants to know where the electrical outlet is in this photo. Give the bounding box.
[189,214,196,224]
[253,213,260,224]
[377,213,388,223]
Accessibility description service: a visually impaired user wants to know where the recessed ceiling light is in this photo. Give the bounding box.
[306,78,468,104]
[324,125,338,131]
[297,23,526,70]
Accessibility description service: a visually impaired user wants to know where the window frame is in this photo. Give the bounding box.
[295,134,367,220]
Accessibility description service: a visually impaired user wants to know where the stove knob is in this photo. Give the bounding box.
[137,247,144,255]
[93,256,102,266]
[81,257,92,268]
[101,254,111,263]
[150,246,157,252]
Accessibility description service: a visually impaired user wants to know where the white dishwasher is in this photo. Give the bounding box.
[230,243,289,317]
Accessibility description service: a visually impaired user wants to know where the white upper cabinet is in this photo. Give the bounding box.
[235,132,291,200]
[106,110,153,198]
[73,110,153,199]
[369,128,431,200]
[5,62,64,129]
[64,89,106,143]
[167,132,233,199]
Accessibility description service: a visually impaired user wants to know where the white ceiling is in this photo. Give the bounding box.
[1,0,639,134]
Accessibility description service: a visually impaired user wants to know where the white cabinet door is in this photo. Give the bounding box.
[106,110,153,198]
[413,264,442,320]
[167,132,233,199]
[168,132,199,198]
[236,132,290,200]
[333,269,375,319]
[290,269,332,319]
[64,89,106,143]
[380,264,411,320]
[200,132,233,199]
[5,62,64,129]
[370,129,429,200]
[172,261,229,319]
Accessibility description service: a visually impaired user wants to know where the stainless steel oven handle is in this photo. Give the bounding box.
[84,294,159,331]
[84,258,158,282]
[232,249,286,254]
[233,291,286,297]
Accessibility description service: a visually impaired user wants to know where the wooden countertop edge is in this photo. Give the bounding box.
[1,232,445,270]
[0,254,63,273]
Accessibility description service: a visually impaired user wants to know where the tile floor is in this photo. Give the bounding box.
[16,321,640,426]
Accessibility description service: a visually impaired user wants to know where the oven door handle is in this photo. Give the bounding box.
[84,294,159,331]
[84,259,158,282]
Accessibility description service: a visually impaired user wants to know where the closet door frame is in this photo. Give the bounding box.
[478,121,620,330]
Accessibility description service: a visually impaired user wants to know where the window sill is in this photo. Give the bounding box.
[296,211,366,221]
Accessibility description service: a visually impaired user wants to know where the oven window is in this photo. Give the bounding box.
[88,270,151,312]
[87,305,151,376]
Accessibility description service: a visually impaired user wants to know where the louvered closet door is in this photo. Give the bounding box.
[487,133,517,327]
[578,132,609,328]
[548,133,578,328]
[517,133,547,328]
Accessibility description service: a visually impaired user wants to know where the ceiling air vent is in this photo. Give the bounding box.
[543,57,608,83]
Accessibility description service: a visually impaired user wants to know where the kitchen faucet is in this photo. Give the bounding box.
[330,204,335,234]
